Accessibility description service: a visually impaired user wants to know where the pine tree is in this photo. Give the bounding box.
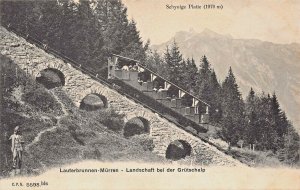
[199,55,211,76]
[1,0,146,76]
[72,0,104,71]
[221,67,244,117]
[145,49,163,73]
[244,88,260,145]
[220,67,245,145]
[121,19,146,61]
[183,58,198,92]
[93,0,147,72]
[208,70,222,123]
[196,55,212,100]
[254,93,278,151]
[94,0,129,55]
[163,41,184,85]
[0,1,30,28]
[282,124,300,165]
[271,93,288,138]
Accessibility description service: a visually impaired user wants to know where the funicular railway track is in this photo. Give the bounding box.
[3,24,247,165]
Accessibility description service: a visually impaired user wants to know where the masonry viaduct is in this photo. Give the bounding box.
[0,26,242,166]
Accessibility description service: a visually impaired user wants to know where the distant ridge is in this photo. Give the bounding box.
[152,29,300,132]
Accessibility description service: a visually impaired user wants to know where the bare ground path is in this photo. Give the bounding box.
[25,88,69,150]
[9,87,70,177]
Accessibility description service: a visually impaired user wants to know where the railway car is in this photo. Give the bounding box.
[108,54,210,129]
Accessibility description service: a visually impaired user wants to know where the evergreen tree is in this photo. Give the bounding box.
[199,55,211,76]
[244,88,260,145]
[271,93,288,138]
[75,0,104,70]
[208,70,222,123]
[196,55,212,101]
[220,67,245,145]
[121,19,146,61]
[0,0,146,76]
[163,41,184,86]
[94,0,129,55]
[184,58,198,92]
[255,93,279,151]
[221,67,243,116]
[281,124,300,165]
[144,49,164,73]
[245,88,256,114]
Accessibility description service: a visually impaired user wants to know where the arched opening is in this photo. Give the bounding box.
[80,93,108,111]
[124,117,150,138]
[166,140,192,160]
[36,68,65,89]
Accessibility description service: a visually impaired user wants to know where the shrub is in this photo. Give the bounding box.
[130,134,154,151]
[22,87,62,114]
[96,109,124,132]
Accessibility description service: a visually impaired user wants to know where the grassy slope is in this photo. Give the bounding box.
[0,54,291,178]
[228,147,282,167]
[0,55,164,177]
[202,125,284,167]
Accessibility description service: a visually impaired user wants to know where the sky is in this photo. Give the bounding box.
[122,0,300,45]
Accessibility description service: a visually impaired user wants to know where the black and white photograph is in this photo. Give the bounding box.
[0,0,299,189]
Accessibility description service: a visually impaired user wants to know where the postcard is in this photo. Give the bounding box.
[0,0,299,189]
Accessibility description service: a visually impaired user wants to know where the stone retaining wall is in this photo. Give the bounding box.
[0,27,243,166]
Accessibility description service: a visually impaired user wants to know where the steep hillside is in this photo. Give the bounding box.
[0,54,164,177]
[152,29,300,132]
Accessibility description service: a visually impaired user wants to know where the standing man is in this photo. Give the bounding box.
[9,126,24,169]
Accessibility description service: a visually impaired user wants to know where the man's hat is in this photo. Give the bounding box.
[14,126,20,132]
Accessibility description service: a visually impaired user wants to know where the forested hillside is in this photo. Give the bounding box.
[146,41,300,166]
[152,29,300,134]
[1,0,299,167]
[0,0,148,76]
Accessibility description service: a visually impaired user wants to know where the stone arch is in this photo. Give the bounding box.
[123,116,150,138]
[79,93,108,111]
[34,61,68,78]
[124,110,147,123]
[165,139,193,160]
[36,67,65,89]
[76,86,110,108]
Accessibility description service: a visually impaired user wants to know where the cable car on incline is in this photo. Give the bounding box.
[108,54,210,126]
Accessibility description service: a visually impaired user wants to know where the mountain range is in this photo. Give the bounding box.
[152,29,300,132]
